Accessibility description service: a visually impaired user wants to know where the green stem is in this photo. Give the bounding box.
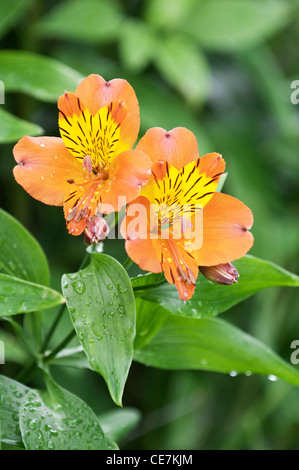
[15,359,37,384]
[43,329,77,364]
[40,302,66,353]
[40,252,90,353]
[123,257,134,271]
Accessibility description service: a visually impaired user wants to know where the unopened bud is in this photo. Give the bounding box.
[199,262,239,285]
[84,214,109,245]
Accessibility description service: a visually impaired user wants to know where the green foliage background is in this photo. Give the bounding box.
[0,0,299,449]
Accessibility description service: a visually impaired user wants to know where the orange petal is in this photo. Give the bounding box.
[74,74,140,150]
[120,195,151,241]
[136,127,199,169]
[13,136,82,206]
[193,192,254,266]
[58,94,130,171]
[198,152,225,179]
[63,179,101,235]
[124,238,162,274]
[57,91,83,120]
[162,241,198,301]
[101,150,152,211]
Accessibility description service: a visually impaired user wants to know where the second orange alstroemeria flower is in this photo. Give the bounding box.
[13,74,151,235]
[121,127,254,301]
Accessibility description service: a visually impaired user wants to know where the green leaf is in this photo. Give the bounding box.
[0,50,83,102]
[19,374,118,450]
[145,0,198,31]
[99,407,142,443]
[216,172,228,192]
[0,329,30,364]
[135,299,169,350]
[35,0,123,44]
[119,18,156,73]
[184,0,292,51]
[0,208,49,285]
[134,315,299,387]
[50,346,92,370]
[0,0,31,39]
[154,34,211,106]
[0,374,29,446]
[0,273,64,317]
[62,253,136,406]
[0,108,43,143]
[133,255,299,318]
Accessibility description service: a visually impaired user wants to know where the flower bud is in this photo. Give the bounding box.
[199,262,239,285]
[84,214,109,245]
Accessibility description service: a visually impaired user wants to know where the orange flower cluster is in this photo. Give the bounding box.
[13,75,253,300]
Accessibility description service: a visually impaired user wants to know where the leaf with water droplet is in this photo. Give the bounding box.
[0,375,30,447]
[132,255,299,319]
[134,315,299,388]
[19,374,118,450]
[0,273,64,317]
[0,208,50,285]
[61,253,136,406]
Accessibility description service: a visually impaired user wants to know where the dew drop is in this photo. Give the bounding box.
[27,418,37,430]
[71,279,86,295]
[268,374,278,382]
[229,371,238,377]
[117,284,128,294]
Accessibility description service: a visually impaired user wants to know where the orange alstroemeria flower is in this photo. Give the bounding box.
[121,127,254,301]
[13,74,151,235]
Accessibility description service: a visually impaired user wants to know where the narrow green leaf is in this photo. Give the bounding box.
[0,274,64,317]
[135,299,169,350]
[216,172,228,192]
[0,50,83,102]
[0,108,43,143]
[62,253,136,406]
[154,34,211,106]
[133,255,299,318]
[134,315,299,387]
[0,208,50,285]
[0,0,31,39]
[0,375,29,446]
[50,346,91,370]
[19,375,118,450]
[35,0,123,44]
[99,407,142,443]
[145,0,198,31]
[119,18,156,73]
[184,0,292,51]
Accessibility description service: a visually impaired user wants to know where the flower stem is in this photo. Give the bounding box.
[123,257,134,271]
[43,329,77,364]
[40,252,90,353]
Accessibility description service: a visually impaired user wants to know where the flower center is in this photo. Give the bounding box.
[59,96,128,173]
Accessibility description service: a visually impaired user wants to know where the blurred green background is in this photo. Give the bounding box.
[1,0,299,450]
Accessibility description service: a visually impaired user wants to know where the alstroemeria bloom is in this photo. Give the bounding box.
[121,127,254,301]
[13,74,151,235]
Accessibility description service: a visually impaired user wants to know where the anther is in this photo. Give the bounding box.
[83,155,93,173]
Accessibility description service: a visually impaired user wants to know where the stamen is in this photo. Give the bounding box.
[83,155,93,173]
[67,206,78,222]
